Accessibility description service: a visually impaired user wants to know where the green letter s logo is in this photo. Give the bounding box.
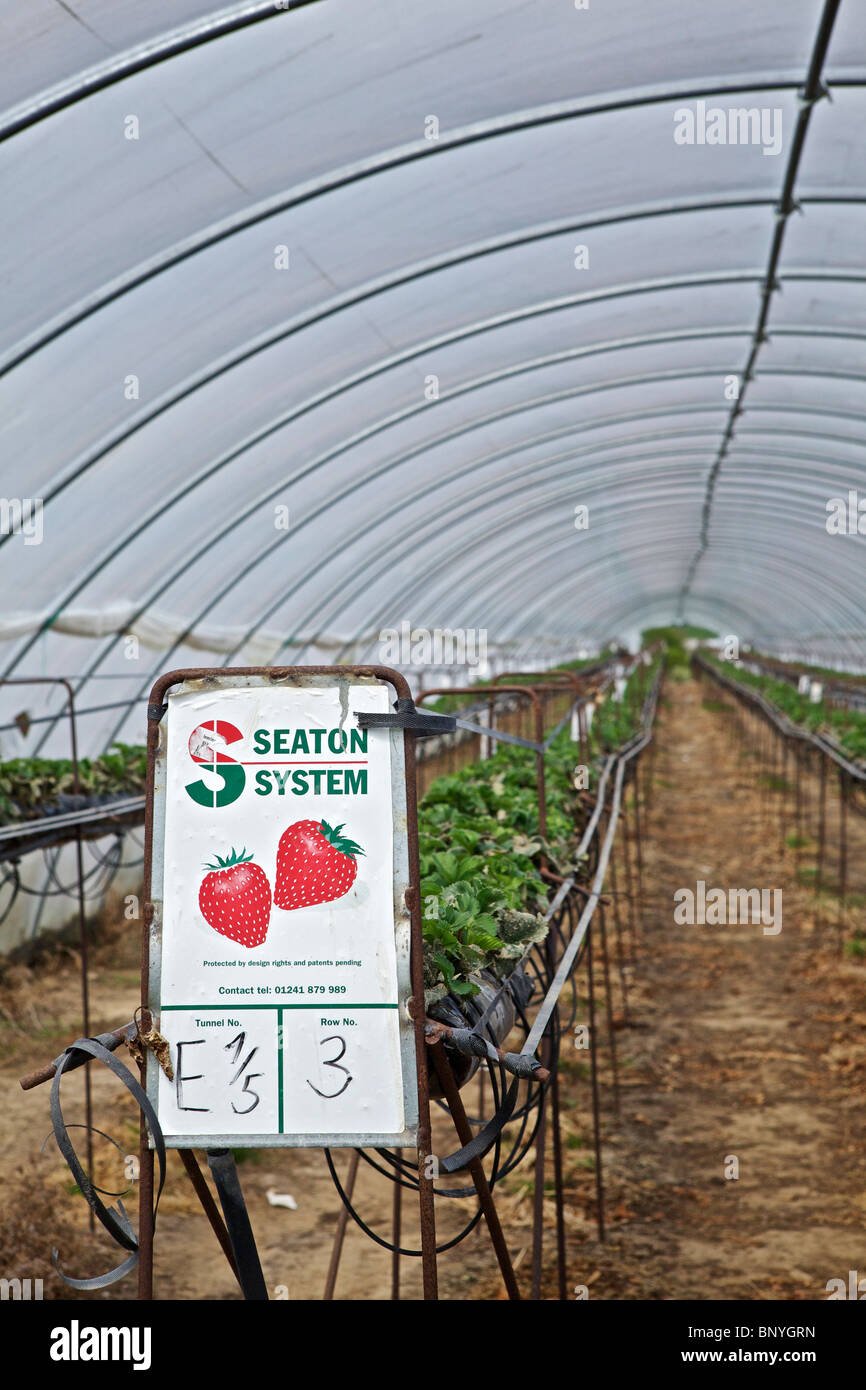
[185,720,246,807]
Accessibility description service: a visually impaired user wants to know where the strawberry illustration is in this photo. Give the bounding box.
[199,847,271,948]
[274,820,364,910]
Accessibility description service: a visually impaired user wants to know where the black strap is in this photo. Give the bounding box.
[355,697,457,737]
[206,1149,269,1301]
[49,1036,166,1289]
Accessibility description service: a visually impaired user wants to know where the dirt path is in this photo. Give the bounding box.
[560,676,866,1300]
[2,675,865,1300]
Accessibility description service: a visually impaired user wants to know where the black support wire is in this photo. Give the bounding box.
[0,2,324,144]
[677,0,844,616]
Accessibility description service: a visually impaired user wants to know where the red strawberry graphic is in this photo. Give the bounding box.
[274,820,364,910]
[199,847,271,948]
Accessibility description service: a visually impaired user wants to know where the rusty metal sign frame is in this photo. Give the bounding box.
[140,665,424,1151]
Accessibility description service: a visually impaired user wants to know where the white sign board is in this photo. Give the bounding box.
[147,673,418,1148]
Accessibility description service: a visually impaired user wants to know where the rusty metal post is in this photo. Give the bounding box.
[178,1148,240,1283]
[391,1150,402,1301]
[428,1041,520,1300]
[632,763,644,902]
[530,1070,547,1301]
[817,753,827,900]
[586,924,605,1242]
[402,727,439,1302]
[621,798,637,964]
[323,1149,360,1300]
[597,901,620,1113]
[1,677,94,1229]
[838,768,848,944]
[608,853,631,1024]
[549,1046,568,1302]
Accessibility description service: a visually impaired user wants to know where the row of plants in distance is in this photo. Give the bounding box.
[421,648,625,713]
[419,653,660,1003]
[704,654,866,765]
[0,743,147,826]
[0,655,628,826]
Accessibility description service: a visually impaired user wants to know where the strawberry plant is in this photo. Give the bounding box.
[707,655,866,766]
[0,742,147,825]
[418,654,658,1003]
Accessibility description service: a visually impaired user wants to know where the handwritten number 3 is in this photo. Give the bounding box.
[307,1034,353,1099]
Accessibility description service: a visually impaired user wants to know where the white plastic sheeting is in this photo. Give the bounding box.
[1,0,865,755]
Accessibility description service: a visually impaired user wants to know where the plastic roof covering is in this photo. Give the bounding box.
[1,0,866,756]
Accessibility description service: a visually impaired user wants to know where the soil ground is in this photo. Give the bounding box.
[1,676,864,1300]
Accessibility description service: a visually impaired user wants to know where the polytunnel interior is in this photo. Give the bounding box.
[4,0,866,1320]
[1,0,865,756]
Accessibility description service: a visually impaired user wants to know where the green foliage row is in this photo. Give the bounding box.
[422,649,620,713]
[707,656,866,764]
[419,655,659,1003]
[0,743,147,825]
[642,624,715,677]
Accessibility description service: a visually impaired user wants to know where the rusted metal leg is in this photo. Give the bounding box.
[323,1148,360,1300]
[178,1148,240,1284]
[597,903,620,1114]
[428,1042,520,1301]
[530,1069,547,1301]
[621,804,637,964]
[817,754,827,902]
[73,826,94,1232]
[838,769,848,944]
[549,1046,568,1301]
[391,1150,401,1301]
[608,853,631,1025]
[586,926,605,1243]
[632,766,644,904]
[137,1118,154,1300]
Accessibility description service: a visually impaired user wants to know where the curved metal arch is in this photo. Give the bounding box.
[339,442,866,651]
[337,482,837,663]
[433,503,866,645]
[452,520,862,654]
[126,388,866,657]
[281,431,866,671]
[270,452,722,665]
[678,0,843,616]
[5,321,760,684]
[32,424,730,753]
[219,356,866,664]
[34,394,866,758]
[14,268,866,695]
[0,193,787,378]
[88,384,866,750]
[11,297,866,693]
[21,249,866,561]
[79,389,866,752]
[11,266,773,526]
[495,486,866,637]
[286,431,866,668]
[509,516,866,642]
[0,3,320,142]
[10,45,862,377]
[594,588,767,643]
[343,522,819,665]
